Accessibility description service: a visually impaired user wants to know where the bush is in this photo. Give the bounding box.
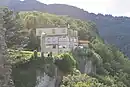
[61,74,108,87]
[55,53,76,74]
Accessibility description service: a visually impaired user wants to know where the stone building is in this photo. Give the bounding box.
[36,26,78,55]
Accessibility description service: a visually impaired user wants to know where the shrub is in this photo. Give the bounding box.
[55,53,76,74]
[61,74,108,87]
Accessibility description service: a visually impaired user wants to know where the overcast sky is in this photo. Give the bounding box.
[37,0,130,17]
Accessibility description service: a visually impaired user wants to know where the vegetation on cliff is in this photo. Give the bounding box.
[2,8,130,87]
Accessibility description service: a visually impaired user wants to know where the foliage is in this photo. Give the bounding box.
[73,46,88,57]
[5,0,130,59]
[12,65,37,87]
[24,14,38,30]
[55,53,76,74]
[61,73,128,87]
[87,49,102,66]
[3,11,98,50]
[73,46,102,73]
[25,29,39,51]
[8,49,41,65]
[10,45,130,87]
[5,10,130,87]
[10,50,54,87]
[95,75,127,87]
[22,12,39,50]
[61,74,109,87]
[10,50,37,87]
[19,11,98,41]
[72,32,130,87]
[2,8,24,48]
[91,39,130,87]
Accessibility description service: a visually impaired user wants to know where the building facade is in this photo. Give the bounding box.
[36,27,78,54]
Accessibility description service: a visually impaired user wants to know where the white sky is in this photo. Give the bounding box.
[37,0,130,17]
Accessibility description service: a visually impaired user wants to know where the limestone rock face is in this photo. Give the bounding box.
[35,71,56,87]
[35,67,62,87]
[84,60,92,74]
[78,58,96,75]
[78,58,86,74]
[0,8,14,87]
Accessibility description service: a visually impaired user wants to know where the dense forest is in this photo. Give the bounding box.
[1,0,130,58]
[1,8,130,87]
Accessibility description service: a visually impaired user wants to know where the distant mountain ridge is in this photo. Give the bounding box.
[1,0,130,57]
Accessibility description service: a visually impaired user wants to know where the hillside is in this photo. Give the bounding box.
[6,10,130,87]
[1,0,130,57]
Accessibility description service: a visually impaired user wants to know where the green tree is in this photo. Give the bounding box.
[24,13,39,50]
[0,7,15,87]
[55,53,76,74]
[24,14,38,30]
[2,8,23,48]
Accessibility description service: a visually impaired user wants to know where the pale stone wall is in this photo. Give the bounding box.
[84,60,93,74]
[35,71,56,87]
[35,67,63,87]
[78,58,86,73]
[84,60,96,75]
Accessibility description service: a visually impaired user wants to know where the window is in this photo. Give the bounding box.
[46,37,51,43]
[46,45,51,49]
[53,45,56,49]
[52,29,55,34]
[39,30,42,35]
[62,29,66,33]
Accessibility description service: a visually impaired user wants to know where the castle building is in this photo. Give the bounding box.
[36,26,78,55]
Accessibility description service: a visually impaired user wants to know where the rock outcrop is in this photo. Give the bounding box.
[35,65,62,87]
[35,71,56,87]
[84,60,96,75]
